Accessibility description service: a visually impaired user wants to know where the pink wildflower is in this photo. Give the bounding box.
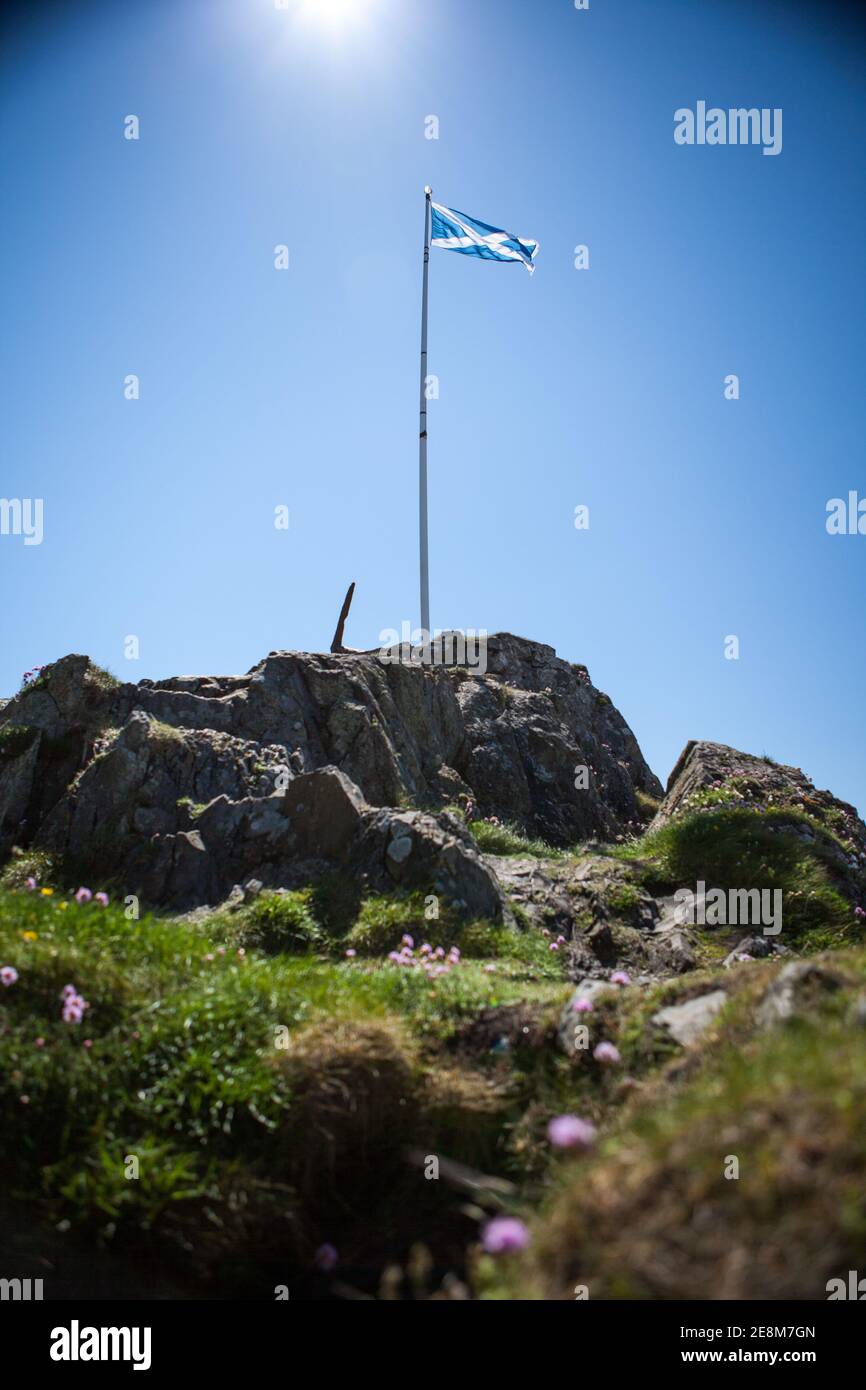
[0,966,19,986]
[594,1041,621,1065]
[481,1217,530,1255]
[75,887,92,904]
[547,1114,597,1150]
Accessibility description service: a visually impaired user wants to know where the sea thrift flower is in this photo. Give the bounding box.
[345,948,357,958]
[83,1039,93,1049]
[401,934,414,949]
[481,1217,530,1255]
[94,892,109,907]
[547,1114,597,1150]
[314,1243,338,1272]
[594,1041,621,1065]
[61,984,77,999]
[610,970,631,986]
[34,1037,45,1049]
[571,997,593,1013]
[855,906,866,919]
[25,877,37,891]
[63,1001,84,1023]
[549,942,559,952]
[420,943,432,955]
[75,887,92,904]
[1,966,19,986]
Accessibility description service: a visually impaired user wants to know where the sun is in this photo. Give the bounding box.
[299,0,369,27]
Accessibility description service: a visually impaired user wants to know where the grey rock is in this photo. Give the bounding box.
[652,990,728,1047]
[849,996,866,1028]
[756,962,845,1028]
[1,637,662,858]
[723,934,788,969]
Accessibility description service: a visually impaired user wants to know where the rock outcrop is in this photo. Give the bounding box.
[0,637,659,913]
[655,740,866,860]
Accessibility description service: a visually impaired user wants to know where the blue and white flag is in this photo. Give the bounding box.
[430,201,539,275]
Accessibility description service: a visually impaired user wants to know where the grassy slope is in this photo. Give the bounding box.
[495,950,866,1300]
[3,791,866,1299]
[0,885,569,1296]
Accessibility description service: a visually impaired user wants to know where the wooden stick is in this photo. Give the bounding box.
[330,582,356,653]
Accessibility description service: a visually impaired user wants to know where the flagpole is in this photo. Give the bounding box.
[418,186,432,638]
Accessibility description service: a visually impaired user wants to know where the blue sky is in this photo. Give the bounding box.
[2,0,865,812]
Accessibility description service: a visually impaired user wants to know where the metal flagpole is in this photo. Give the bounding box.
[418,186,432,638]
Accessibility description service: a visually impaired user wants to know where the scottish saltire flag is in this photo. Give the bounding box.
[430,201,539,274]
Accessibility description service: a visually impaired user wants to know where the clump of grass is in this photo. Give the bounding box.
[0,848,59,891]
[148,719,184,744]
[340,893,566,978]
[0,724,38,760]
[87,664,121,692]
[469,819,564,859]
[344,893,449,955]
[604,882,642,917]
[232,890,325,955]
[633,789,660,824]
[617,806,861,948]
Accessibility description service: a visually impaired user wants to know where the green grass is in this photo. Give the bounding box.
[501,957,866,1300]
[616,805,864,949]
[0,723,38,759]
[87,664,121,692]
[4,870,866,1300]
[468,819,566,859]
[209,889,326,955]
[0,885,564,1278]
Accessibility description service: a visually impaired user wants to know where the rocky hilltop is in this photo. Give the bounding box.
[2,636,866,1300]
[0,636,660,915]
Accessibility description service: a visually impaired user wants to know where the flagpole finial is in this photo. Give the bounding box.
[424,185,432,196]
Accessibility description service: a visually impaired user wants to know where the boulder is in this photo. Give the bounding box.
[651,990,728,1047]
[756,962,845,1028]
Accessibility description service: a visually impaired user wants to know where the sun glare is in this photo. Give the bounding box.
[299,0,368,28]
